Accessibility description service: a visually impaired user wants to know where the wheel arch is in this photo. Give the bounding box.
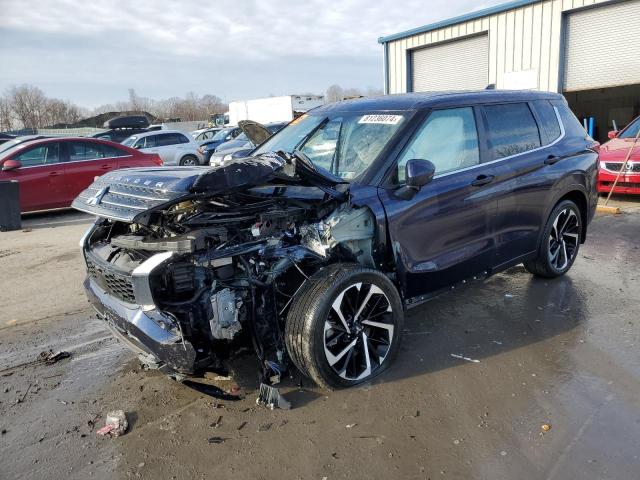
[556,190,588,243]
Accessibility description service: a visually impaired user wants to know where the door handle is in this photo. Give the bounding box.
[49,171,62,177]
[100,164,112,170]
[544,155,561,165]
[471,174,494,186]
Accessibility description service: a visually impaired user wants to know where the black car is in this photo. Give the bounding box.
[73,90,598,392]
[0,133,16,146]
[92,128,150,143]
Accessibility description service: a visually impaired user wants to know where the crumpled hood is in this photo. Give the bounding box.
[72,152,345,223]
[72,153,287,222]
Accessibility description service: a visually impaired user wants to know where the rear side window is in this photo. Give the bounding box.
[551,101,590,139]
[483,103,541,159]
[531,100,561,145]
[69,141,105,161]
[101,144,128,158]
[178,133,190,144]
[157,133,185,146]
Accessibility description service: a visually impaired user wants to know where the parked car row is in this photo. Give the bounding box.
[207,121,287,165]
[0,137,161,212]
[121,130,204,166]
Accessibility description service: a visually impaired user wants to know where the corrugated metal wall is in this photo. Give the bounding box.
[386,0,611,94]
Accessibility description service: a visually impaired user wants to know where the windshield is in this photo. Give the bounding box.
[122,136,137,147]
[253,112,407,180]
[620,116,640,139]
[212,128,232,141]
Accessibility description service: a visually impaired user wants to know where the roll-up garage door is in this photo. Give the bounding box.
[411,34,489,92]
[563,0,640,92]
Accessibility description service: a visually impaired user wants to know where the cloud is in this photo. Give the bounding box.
[0,0,503,106]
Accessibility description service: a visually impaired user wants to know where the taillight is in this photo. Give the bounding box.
[154,155,163,166]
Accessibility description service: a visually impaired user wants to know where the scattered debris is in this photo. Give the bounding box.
[256,383,291,410]
[345,423,357,429]
[1,429,6,435]
[237,421,247,431]
[0,350,72,375]
[493,340,503,345]
[182,379,241,401]
[451,354,480,363]
[541,423,551,432]
[504,293,514,299]
[96,410,128,437]
[15,382,33,404]
[208,436,226,444]
[210,416,223,428]
[500,450,508,456]
[42,350,71,365]
[258,423,272,432]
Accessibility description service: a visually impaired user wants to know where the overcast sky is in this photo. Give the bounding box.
[0,0,501,108]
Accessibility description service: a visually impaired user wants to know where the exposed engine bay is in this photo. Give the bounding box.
[77,152,377,384]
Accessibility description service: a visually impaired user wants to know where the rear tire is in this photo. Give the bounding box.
[523,200,582,278]
[179,155,198,166]
[285,263,404,390]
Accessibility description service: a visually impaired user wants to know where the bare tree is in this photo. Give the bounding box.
[6,84,48,129]
[326,84,344,103]
[0,97,13,131]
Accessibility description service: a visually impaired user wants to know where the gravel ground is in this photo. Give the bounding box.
[0,202,639,480]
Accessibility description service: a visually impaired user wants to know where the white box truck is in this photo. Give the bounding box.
[228,95,324,125]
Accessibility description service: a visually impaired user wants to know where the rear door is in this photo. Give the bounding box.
[378,106,499,301]
[63,141,121,203]
[153,133,179,163]
[480,101,557,267]
[6,142,64,211]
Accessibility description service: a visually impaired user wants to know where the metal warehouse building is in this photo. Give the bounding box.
[379,0,640,141]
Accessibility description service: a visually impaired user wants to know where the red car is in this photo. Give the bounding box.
[598,115,640,195]
[0,137,162,212]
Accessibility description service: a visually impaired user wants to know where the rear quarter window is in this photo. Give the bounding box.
[483,103,541,159]
[551,101,590,140]
[531,100,561,145]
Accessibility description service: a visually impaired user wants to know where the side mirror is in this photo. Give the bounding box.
[608,130,619,139]
[2,159,21,171]
[395,159,436,200]
[406,159,436,189]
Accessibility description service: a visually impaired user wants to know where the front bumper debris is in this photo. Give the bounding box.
[84,276,197,374]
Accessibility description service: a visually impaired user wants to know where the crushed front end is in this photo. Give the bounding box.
[74,154,377,382]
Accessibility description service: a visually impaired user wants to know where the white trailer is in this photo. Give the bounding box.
[228,95,324,125]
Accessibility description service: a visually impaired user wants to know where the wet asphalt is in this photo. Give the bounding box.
[0,204,639,480]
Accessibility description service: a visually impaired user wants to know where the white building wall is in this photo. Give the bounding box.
[386,0,612,94]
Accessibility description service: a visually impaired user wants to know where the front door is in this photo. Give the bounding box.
[378,106,498,301]
[7,142,64,212]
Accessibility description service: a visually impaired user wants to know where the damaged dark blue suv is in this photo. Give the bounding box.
[73,90,598,390]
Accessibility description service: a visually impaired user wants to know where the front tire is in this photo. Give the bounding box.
[523,200,582,278]
[179,155,198,166]
[285,263,404,390]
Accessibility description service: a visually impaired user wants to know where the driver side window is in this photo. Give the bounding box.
[397,107,479,182]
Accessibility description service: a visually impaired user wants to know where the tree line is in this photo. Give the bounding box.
[0,83,384,132]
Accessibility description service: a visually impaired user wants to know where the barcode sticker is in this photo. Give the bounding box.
[358,114,403,125]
